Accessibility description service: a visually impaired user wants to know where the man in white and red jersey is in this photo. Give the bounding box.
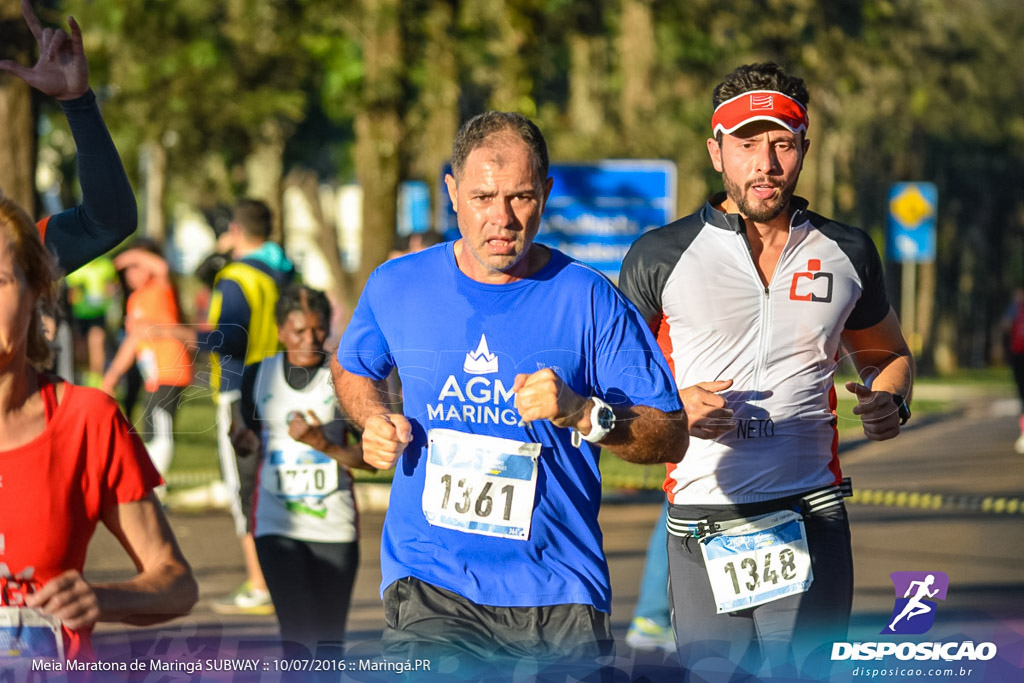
[619,62,914,679]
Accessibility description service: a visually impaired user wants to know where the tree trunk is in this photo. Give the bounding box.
[411,0,459,227]
[285,169,350,306]
[0,0,36,212]
[355,0,403,294]
[915,259,936,372]
[485,0,531,114]
[354,112,401,292]
[618,0,655,148]
[245,119,287,246]
[141,140,167,242]
[933,314,959,375]
[809,129,837,219]
[568,33,605,144]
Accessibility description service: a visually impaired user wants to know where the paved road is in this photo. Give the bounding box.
[79,404,1024,681]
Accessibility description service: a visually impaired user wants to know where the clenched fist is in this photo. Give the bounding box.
[846,382,901,441]
[362,413,413,469]
[512,368,588,429]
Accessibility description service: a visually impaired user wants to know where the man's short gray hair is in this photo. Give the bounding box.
[450,111,549,182]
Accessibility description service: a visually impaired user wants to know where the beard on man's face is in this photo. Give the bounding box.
[722,171,797,223]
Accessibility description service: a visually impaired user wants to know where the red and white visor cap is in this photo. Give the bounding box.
[712,90,809,136]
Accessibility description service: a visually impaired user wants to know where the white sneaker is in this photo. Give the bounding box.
[1014,434,1024,454]
[212,581,274,615]
[625,617,676,653]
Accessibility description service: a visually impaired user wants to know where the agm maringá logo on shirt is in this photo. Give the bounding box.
[425,334,517,426]
[464,334,499,375]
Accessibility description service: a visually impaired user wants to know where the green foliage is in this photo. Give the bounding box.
[60,0,361,204]
[35,0,1023,368]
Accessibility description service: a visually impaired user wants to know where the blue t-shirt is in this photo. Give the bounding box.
[339,243,680,612]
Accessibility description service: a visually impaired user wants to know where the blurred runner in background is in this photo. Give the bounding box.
[236,284,372,652]
[65,255,118,386]
[102,239,193,478]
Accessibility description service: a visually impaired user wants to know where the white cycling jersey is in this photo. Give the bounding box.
[620,194,891,505]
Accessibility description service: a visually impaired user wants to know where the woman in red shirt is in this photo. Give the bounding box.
[0,195,198,661]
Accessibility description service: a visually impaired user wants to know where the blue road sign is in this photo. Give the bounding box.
[439,160,677,278]
[398,180,431,235]
[887,182,938,263]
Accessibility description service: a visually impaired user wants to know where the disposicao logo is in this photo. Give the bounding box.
[831,571,998,663]
[883,570,949,635]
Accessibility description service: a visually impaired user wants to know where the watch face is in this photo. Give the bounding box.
[597,406,615,430]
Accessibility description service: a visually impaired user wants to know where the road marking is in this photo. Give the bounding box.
[850,489,1024,514]
[165,470,221,487]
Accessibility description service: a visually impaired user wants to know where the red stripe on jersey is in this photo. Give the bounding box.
[655,313,676,378]
[827,371,843,486]
[654,313,681,503]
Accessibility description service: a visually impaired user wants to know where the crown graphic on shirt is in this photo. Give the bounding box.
[464,334,499,375]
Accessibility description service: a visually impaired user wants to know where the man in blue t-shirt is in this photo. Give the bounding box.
[333,112,688,674]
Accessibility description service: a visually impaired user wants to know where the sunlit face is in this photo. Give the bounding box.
[708,121,809,223]
[0,238,35,368]
[122,262,150,291]
[445,136,553,283]
[278,309,328,367]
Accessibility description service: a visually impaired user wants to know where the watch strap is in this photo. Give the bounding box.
[571,397,614,447]
[892,394,911,426]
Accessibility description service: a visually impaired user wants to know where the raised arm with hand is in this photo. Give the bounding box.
[1,0,137,273]
[114,249,171,283]
[0,0,89,100]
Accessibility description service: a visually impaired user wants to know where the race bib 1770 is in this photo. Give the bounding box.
[699,510,814,614]
[267,449,339,499]
[422,428,540,541]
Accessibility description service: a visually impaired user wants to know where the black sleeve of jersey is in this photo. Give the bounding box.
[812,215,891,330]
[240,361,262,432]
[44,90,137,274]
[619,214,704,329]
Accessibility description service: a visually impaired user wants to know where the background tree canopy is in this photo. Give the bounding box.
[4,0,1022,373]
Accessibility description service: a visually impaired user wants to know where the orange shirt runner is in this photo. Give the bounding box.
[126,281,192,392]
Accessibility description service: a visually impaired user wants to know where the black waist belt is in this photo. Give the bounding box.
[667,478,853,540]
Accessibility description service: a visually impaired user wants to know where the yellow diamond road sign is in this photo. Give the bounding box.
[887,182,937,263]
[889,185,934,229]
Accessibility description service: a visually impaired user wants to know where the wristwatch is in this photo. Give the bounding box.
[571,397,616,448]
[892,394,911,426]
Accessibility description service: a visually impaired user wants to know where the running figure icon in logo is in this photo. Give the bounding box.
[882,571,949,635]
